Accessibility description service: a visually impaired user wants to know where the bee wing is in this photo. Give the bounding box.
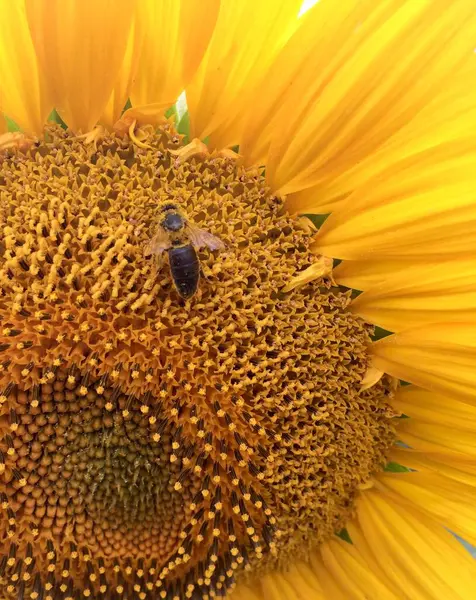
[144,228,170,257]
[186,222,225,251]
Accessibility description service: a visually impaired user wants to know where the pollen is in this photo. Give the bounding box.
[0,124,396,599]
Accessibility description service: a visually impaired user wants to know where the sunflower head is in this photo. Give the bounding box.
[0,122,397,598]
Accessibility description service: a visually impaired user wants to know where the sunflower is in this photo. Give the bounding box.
[0,0,475,598]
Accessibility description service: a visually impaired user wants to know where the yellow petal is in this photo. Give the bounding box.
[101,11,145,128]
[241,0,378,169]
[390,448,476,488]
[25,0,136,132]
[282,256,333,292]
[186,0,302,145]
[282,53,476,212]
[360,365,384,391]
[113,105,171,136]
[393,384,476,460]
[319,538,399,599]
[371,323,476,405]
[169,138,208,162]
[229,584,263,600]
[232,563,327,600]
[0,0,51,133]
[0,115,6,134]
[357,487,476,599]
[351,260,476,332]
[257,1,476,196]
[308,554,348,600]
[379,471,476,546]
[217,148,241,161]
[284,562,326,599]
[130,0,219,115]
[260,573,307,600]
[345,520,404,593]
[0,132,36,152]
[394,385,476,431]
[333,258,416,292]
[399,421,476,458]
[294,216,319,235]
[285,184,346,217]
[314,139,476,260]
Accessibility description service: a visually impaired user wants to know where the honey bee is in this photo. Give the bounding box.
[144,202,225,299]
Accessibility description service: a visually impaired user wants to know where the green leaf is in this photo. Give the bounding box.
[305,213,330,229]
[336,528,352,544]
[122,98,132,114]
[177,111,190,144]
[175,91,188,122]
[165,105,177,121]
[372,326,392,341]
[384,461,411,473]
[47,109,67,130]
[5,116,20,132]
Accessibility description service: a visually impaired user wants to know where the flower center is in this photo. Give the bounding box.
[0,124,396,599]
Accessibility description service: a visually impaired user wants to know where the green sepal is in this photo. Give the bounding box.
[47,109,67,130]
[305,213,330,229]
[336,528,352,544]
[177,111,191,144]
[384,461,411,473]
[372,326,392,341]
[5,116,20,132]
[165,105,177,122]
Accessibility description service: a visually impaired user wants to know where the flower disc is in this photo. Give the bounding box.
[0,125,396,599]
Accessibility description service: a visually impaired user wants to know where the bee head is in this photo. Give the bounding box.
[161,210,184,232]
[160,202,179,212]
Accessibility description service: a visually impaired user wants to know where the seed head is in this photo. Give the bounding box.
[0,125,396,598]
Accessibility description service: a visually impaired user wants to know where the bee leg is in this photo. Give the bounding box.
[199,266,212,282]
[150,251,167,270]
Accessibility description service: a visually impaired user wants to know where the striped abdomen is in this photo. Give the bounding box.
[168,244,200,299]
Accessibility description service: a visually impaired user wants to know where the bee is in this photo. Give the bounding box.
[144,202,225,299]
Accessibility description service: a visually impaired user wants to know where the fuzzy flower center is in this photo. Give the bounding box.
[0,124,396,600]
